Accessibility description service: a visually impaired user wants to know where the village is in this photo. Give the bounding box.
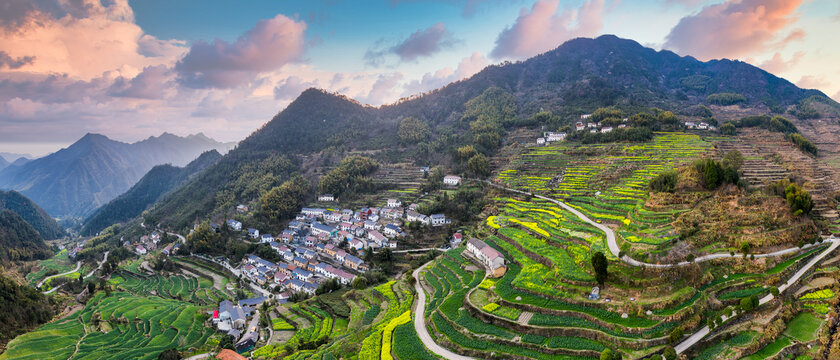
[115,175,468,353]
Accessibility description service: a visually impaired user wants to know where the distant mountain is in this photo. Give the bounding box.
[0,210,52,261]
[0,190,63,240]
[81,149,222,235]
[0,156,8,171]
[140,35,835,230]
[0,132,235,218]
[0,152,35,163]
[10,157,31,166]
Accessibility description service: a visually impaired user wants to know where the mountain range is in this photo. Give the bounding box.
[80,149,222,235]
[0,133,235,218]
[126,35,836,232]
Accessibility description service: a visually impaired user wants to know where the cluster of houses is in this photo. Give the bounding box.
[212,298,266,351]
[242,249,360,297]
[124,232,165,256]
[684,121,715,130]
[536,131,567,145]
[574,114,629,134]
[67,239,86,258]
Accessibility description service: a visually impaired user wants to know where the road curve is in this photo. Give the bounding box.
[84,251,109,279]
[37,260,81,289]
[477,179,840,354]
[412,261,474,360]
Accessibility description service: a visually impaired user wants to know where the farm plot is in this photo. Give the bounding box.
[0,291,214,360]
[111,271,227,305]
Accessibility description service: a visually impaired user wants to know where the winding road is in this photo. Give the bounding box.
[474,179,840,354]
[37,260,81,289]
[412,262,474,360]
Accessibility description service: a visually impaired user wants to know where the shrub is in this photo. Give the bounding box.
[720,122,736,135]
[787,133,818,156]
[708,93,746,106]
[669,328,684,344]
[649,171,678,193]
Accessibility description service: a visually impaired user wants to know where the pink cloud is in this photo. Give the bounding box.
[274,76,319,100]
[361,72,404,105]
[109,65,174,99]
[797,75,830,90]
[664,0,805,61]
[403,52,488,95]
[758,51,804,74]
[490,0,605,60]
[365,22,459,66]
[175,14,307,88]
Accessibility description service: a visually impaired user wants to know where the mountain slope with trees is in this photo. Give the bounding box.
[131,35,837,232]
[0,190,63,240]
[0,132,234,218]
[80,150,223,236]
[0,210,52,262]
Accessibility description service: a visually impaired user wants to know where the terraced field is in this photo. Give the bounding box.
[252,278,437,360]
[109,270,228,305]
[0,291,215,360]
[422,132,835,359]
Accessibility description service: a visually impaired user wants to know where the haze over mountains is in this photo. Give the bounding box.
[0,133,235,219]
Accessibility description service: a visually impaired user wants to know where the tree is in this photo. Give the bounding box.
[668,328,684,344]
[649,171,678,193]
[600,348,622,360]
[260,174,309,220]
[663,346,677,360]
[157,348,181,360]
[352,277,368,290]
[467,154,490,178]
[769,286,780,297]
[720,122,736,135]
[657,111,679,126]
[591,251,608,285]
[398,117,431,144]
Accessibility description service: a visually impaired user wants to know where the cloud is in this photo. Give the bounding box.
[365,22,458,66]
[360,72,404,105]
[109,65,174,99]
[664,0,805,61]
[758,51,804,74]
[0,50,34,69]
[797,75,830,90]
[0,0,187,80]
[175,14,307,89]
[403,52,488,95]
[274,76,319,100]
[833,91,840,102]
[490,0,605,60]
[388,0,491,18]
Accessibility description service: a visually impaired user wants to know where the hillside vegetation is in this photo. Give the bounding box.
[0,190,63,240]
[0,210,52,262]
[81,150,222,235]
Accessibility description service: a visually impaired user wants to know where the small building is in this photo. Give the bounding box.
[466,238,506,278]
[575,122,585,131]
[235,331,258,352]
[345,255,366,271]
[544,132,566,142]
[247,228,260,239]
[387,198,402,208]
[311,222,337,238]
[260,234,274,243]
[236,204,249,213]
[135,245,147,255]
[451,232,463,246]
[226,219,242,231]
[536,137,546,145]
[217,349,248,360]
[318,194,335,202]
[601,126,613,133]
[443,175,462,186]
[580,114,592,120]
[430,214,446,226]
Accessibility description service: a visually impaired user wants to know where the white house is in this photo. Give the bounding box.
[135,245,147,255]
[236,204,249,213]
[226,219,242,231]
[580,114,592,120]
[248,228,260,239]
[536,137,546,145]
[601,127,613,133]
[318,194,335,202]
[466,238,506,277]
[387,198,402,208]
[430,214,446,226]
[260,234,274,243]
[544,132,566,142]
[443,175,462,186]
[575,122,586,131]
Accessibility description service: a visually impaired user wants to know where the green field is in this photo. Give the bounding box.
[0,291,215,360]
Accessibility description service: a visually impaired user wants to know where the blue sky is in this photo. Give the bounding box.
[0,0,838,155]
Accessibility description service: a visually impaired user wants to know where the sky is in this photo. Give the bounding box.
[0,0,838,156]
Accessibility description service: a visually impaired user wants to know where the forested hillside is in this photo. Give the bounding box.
[130,35,837,234]
[81,150,222,235]
[0,274,56,348]
[0,210,52,262]
[0,190,63,240]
